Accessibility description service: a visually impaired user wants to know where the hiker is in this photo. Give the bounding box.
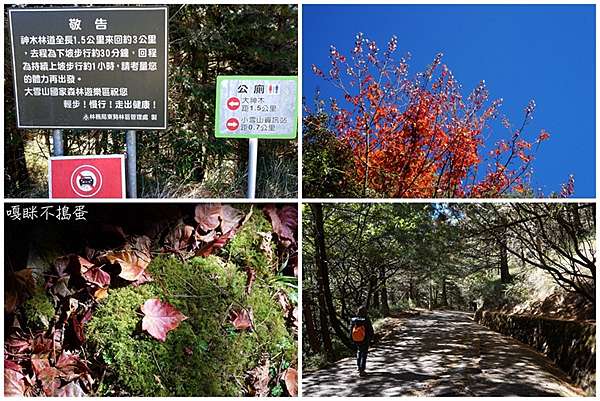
[350,305,374,376]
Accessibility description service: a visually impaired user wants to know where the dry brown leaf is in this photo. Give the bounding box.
[93,287,109,300]
[283,367,298,396]
[246,355,270,397]
[230,307,254,331]
[245,267,257,295]
[105,236,152,281]
[194,204,223,232]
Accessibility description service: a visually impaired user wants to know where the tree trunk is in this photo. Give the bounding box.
[379,266,390,316]
[499,234,511,283]
[440,278,448,308]
[303,296,322,355]
[317,289,333,360]
[428,278,433,311]
[310,203,353,349]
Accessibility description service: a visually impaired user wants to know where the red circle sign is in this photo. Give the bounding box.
[227,96,241,111]
[70,164,103,197]
[226,117,239,131]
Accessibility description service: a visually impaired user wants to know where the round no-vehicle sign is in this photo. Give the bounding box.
[49,155,126,199]
[215,76,298,139]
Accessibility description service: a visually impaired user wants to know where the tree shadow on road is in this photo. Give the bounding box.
[303,310,584,397]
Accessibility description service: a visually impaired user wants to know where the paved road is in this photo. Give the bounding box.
[302,310,584,396]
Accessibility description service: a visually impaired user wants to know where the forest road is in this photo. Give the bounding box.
[302,309,584,396]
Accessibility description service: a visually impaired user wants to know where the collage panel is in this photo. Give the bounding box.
[302,202,595,397]
[302,4,595,199]
[5,4,298,199]
[4,202,298,396]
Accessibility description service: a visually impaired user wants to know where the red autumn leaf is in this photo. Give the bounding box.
[5,334,31,354]
[81,265,110,287]
[37,366,62,396]
[4,360,26,397]
[31,355,51,377]
[141,299,187,342]
[230,307,254,331]
[264,205,298,247]
[283,367,298,396]
[55,352,89,382]
[70,309,93,344]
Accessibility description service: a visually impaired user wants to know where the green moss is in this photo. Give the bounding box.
[23,291,55,330]
[87,253,296,396]
[225,211,276,276]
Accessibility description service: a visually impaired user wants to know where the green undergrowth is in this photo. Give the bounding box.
[23,290,55,330]
[87,214,296,396]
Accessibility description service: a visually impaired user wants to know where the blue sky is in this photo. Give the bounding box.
[303,5,595,197]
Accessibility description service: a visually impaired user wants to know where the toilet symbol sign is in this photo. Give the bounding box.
[215,75,297,139]
[49,155,126,199]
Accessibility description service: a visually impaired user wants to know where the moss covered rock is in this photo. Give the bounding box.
[87,253,295,396]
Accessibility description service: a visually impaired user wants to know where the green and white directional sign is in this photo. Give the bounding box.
[215,76,297,139]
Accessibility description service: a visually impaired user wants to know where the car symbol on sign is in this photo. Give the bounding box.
[79,175,95,186]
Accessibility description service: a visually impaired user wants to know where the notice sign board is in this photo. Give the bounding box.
[49,155,126,198]
[9,7,167,129]
[215,76,297,139]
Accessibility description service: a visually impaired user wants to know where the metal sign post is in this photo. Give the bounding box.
[247,138,258,198]
[125,130,137,198]
[214,76,298,199]
[52,129,64,156]
[9,7,168,199]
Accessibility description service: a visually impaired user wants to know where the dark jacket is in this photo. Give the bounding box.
[350,316,374,347]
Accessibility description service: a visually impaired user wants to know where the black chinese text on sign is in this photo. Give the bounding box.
[9,6,168,129]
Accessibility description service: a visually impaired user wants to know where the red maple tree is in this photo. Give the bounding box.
[308,34,570,198]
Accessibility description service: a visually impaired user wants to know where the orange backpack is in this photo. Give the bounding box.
[352,324,366,342]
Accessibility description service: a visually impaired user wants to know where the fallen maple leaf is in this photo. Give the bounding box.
[131,270,154,287]
[246,355,270,397]
[81,265,110,287]
[105,236,152,281]
[37,366,61,396]
[194,204,223,232]
[54,381,86,397]
[4,360,26,397]
[93,287,109,300]
[55,352,89,382]
[283,367,298,396]
[141,299,187,342]
[219,205,245,233]
[31,355,51,377]
[230,307,254,331]
[263,205,298,247]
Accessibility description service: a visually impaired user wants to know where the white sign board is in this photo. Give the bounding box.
[215,76,297,139]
